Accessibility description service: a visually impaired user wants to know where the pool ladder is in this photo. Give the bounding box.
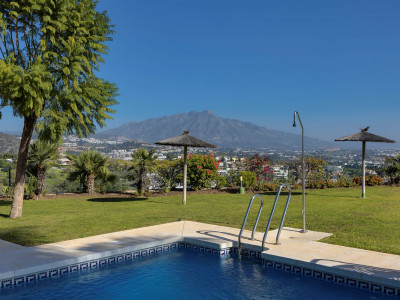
[238,183,292,258]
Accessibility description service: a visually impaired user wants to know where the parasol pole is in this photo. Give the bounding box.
[362,141,366,198]
[183,145,188,205]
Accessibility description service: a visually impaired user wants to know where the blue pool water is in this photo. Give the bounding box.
[1,249,392,299]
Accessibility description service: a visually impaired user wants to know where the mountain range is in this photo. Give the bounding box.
[97,110,334,150]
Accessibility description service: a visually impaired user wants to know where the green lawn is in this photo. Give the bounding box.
[1,186,400,255]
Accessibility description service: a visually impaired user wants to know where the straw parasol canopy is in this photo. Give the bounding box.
[335,127,395,198]
[155,131,218,205]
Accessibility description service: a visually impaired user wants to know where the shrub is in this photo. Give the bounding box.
[214,175,228,189]
[336,176,355,188]
[237,171,257,189]
[353,175,384,186]
[24,176,38,199]
[244,154,273,181]
[307,179,328,189]
[186,154,219,190]
[2,186,13,199]
[254,182,280,191]
[157,160,181,193]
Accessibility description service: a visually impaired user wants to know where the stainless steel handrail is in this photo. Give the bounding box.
[261,183,292,251]
[237,194,263,258]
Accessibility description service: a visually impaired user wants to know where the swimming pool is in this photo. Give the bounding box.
[0,248,391,299]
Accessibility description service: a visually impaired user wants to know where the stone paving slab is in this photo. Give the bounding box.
[1,220,400,290]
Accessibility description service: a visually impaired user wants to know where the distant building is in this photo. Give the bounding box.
[272,165,288,180]
[327,166,343,173]
[156,154,167,161]
[58,157,71,166]
[57,147,70,165]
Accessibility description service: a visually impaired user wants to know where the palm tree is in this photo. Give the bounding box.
[98,166,118,193]
[384,154,400,185]
[27,141,59,198]
[68,150,111,194]
[131,148,158,195]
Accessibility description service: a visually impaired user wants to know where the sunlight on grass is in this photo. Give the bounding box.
[0,186,399,255]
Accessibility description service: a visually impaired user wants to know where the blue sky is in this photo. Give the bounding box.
[1,0,399,144]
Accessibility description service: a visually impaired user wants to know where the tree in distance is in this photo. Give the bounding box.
[384,154,400,185]
[68,149,112,194]
[130,148,158,195]
[0,1,118,218]
[27,140,60,198]
[288,156,328,184]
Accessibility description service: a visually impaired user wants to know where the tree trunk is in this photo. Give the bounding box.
[9,114,37,219]
[37,166,46,198]
[86,174,95,194]
[138,168,146,195]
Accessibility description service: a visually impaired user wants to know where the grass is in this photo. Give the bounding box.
[0,186,400,255]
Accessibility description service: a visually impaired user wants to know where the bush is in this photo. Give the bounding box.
[336,176,355,188]
[237,171,257,189]
[353,175,384,186]
[244,154,273,181]
[306,177,357,189]
[254,182,281,191]
[24,176,38,199]
[214,175,228,189]
[157,160,181,193]
[186,154,219,190]
[2,186,13,198]
[307,179,328,189]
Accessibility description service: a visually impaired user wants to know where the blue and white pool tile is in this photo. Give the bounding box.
[38,272,48,280]
[14,277,25,286]
[358,281,370,290]
[283,264,292,272]
[26,274,36,283]
[261,257,400,297]
[383,286,396,296]
[323,273,334,282]
[49,269,59,278]
[2,241,400,298]
[2,279,12,288]
[371,283,382,293]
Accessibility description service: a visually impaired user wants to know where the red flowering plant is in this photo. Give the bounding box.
[185,153,219,190]
[244,154,273,182]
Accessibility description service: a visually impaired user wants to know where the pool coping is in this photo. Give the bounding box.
[1,221,400,297]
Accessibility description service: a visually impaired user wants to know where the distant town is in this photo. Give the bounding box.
[58,135,399,182]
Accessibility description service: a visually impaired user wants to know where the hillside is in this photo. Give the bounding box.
[97,110,333,150]
[0,132,20,153]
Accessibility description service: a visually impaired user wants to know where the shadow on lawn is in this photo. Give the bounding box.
[87,197,149,203]
[0,200,11,206]
[258,191,303,196]
[0,225,46,246]
[315,193,360,199]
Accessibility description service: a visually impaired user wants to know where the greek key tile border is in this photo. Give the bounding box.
[2,242,399,298]
[0,242,233,290]
[262,258,400,297]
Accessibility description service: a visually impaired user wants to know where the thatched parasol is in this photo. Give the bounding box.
[335,127,395,198]
[155,131,217,204]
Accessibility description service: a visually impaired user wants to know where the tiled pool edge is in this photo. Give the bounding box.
[3,242,399,298]
[1,219,400,298]
[0,241,235,290]
[261,255,400,297]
